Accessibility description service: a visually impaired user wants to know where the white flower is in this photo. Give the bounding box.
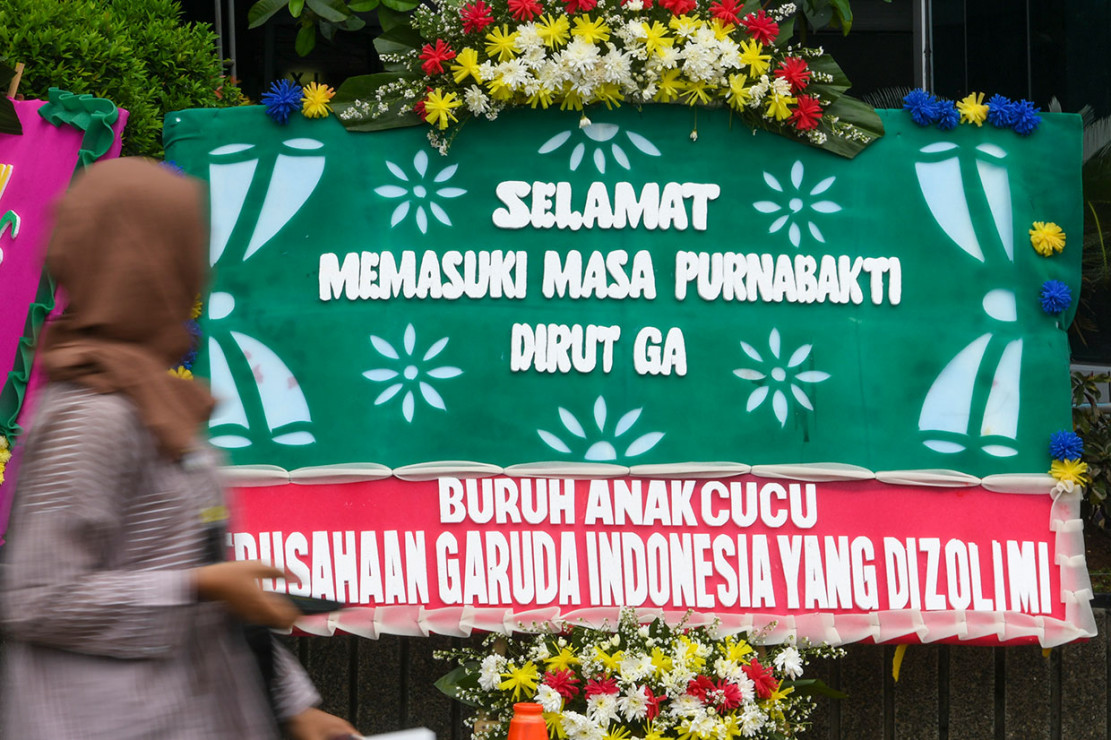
[736,673,756,703]
[617,685,650,721]
[774,646,804,679]
[563,711,603,740]
[668,694,703,719]
[464,85,491,115]
[714,657,745,683]
[478,654,507,690]
[619,654,654,682]
[740,704,767,737]
[531,642,552,661]
[586,693,620,725]
[535,684,564,713]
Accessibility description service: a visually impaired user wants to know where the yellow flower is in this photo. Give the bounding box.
[191,295,203,320]
[544,646,580,672]
[726,74,750,111]
[668,15,702,38]
[720,715,743,739]
[604,725,632,740]
[724,636,754,663]
[681,79,714,106]
[1029,221,1066,256]
[529,85,556,109]
[559,85,585,111]
[738,39,770,76]
[957,91,989,126]
[451,47,484,84]
[767,683,795,703]
[485,25,520,61]
[643,722,673,740]
[424,88,462,130]
[653,68,686,103]
[709,19,734,40]
[650,646,673,675]
[765,91,796,121]
[544,712,567,739]
[486,74,514,102]
[572,14,610,43]
[593,83,624,109]
[499,661,540,699]
[593,646,624,673]
[301,81,335,119]
[536,13,571,49]
[641,21,673,57]
[169,366,194,380]
[1051,458,1089,485]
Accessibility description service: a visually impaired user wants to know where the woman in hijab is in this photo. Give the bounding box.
[0,158,358,740]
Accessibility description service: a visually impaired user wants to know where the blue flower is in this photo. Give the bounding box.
[180,319,201,370]
[1049,430,1084,461]
[986,94,1016,128]
[1011,99,1041,136]
[1040,280,1072,315]
[935,99,960,131]
[160,160,186,175]
[261,79,303,125]
[903,89,939,126]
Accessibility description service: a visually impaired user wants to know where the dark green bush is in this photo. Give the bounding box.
[0,0,242,158]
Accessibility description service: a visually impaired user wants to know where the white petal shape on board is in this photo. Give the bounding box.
[436,187,467,198]
[560,408,586,438]
[787,344,812,368]
[434,164,458,182]
[790,384,814,410]
[809,176,835,195]
[788,222,801,247]
[583,123,619,142]
[375,185,408,199]
[625,432,663,457]
[790,161,804,189]
[363,369,399,381]
[593,148,606,174]
[538,130,572,153]
[423,337,449,361]
[772,390,788,425]
[614,408,641,437]
[403,324,416,355]
[626,131,661,156]
[795,370,831,383]
[370,336,399,359]
[920,142,958,153]
[809,222,826,243]
[386,161,408,181]
[769,214,789,233]
[390,201,411,227]
[415,206,428,234]
[402,390,415,421]
[375,383,403,404]
[611,143,631,170]
[430,202,452,226]
[763,172,783,191]
[753,201,782,213]
[273,431,315,445]
[810,201,842,213]
[769,329,781,358]
[734,369,766,380]
[420,382,446,410]
[585,441,618,461]
[569,143,585,170]
[413,149,429,177]
[747,386,769,411]
[426,366,463,378]
[538,429,572,453]
[740,342,763,363]
[593,397,608,431]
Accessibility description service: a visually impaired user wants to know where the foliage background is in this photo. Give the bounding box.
[0,0,242,159]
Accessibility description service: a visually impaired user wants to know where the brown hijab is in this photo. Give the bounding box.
[40,157,214,460]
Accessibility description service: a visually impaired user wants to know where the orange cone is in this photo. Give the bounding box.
[507,702,547,740]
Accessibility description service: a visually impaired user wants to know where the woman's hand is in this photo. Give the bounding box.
[192,561,300,629]
[285,707,360,740]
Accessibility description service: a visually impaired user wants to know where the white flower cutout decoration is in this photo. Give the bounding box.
[733,329,830,427]
[538,123,661,174]
[752,161,841,247]
[538,396,663,460]
[362,323,463,422]
[373,150,466,234]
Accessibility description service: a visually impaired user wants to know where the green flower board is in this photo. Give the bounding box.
[163,106,1081,476]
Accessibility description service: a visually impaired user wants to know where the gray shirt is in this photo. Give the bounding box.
[0,384,319,738]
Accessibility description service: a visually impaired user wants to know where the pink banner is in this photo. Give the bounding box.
[227,475,1093,646]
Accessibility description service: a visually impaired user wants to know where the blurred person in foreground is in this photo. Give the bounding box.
[0,158,358,740]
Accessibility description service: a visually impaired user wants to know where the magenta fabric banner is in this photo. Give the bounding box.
[227,474,1091,646]
[0,99,127,543]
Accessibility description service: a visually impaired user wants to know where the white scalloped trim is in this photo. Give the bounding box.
[289,463,393,484]
[393,461,505,481]
[750,463,875,482]
[216,465,290,487]
[874,469,981,487]
[628,462,753,478]
[502,461,630,477]
[980,473,1057,494]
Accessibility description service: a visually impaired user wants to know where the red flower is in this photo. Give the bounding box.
[743,658,779,700]
[791,95,823,130]
[413,86,433,121]
[584,675,619,698]
[643,686,663,720]
[715,680,743,710]
[460,1,494,33]
[419,39,456,76]
[659,0,695,14]
[740,9,779,44]
[543,670,581,700]
[775,56,811,93]
[508,0,542,19]
[709,0,742,25]
[564,0,597,13]
[686,675,716,703]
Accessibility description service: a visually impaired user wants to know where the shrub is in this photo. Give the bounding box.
[0,0,242,159]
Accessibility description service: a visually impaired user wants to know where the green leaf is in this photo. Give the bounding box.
[381,0,422,12]
[774,16,796,46]
[306,0,351,22]
[783,678,849,699]
[339,16,367,30]
[373,24,423,56]
[248,0,289,28]
[0,98,22,136]
[290,0,306,17]
[801,0,833,30]
[333,72,425,132]
[433,664,483,707]
[320,19,337,40]
[348,0,379,8]
[295,22,316,55]
[828,0,853,34]
[376,4,410,32]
